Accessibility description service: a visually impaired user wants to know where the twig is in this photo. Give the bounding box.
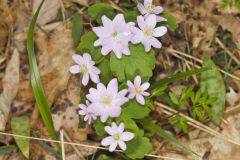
[0,132,185,160]
[62,129,86,160]
[167,48,240,81]
[215,37,240,65]
[155,102,240,146]
[60,130,65,160]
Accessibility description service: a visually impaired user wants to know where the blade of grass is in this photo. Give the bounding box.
[138,118,200,157]
[150,67,208,90]
[26,0,60,150]
[0,146,18,154]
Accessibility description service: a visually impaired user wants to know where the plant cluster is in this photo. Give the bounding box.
[69,0,176,158]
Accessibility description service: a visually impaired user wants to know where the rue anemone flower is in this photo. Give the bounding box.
[78,101,97,124]
[127,75,150,105]
[93,14,135,59]
[69,53,100,86]
[101,122,134,152]
[86,79,128,122]
[137,0,167,22]
[131,15,167,52]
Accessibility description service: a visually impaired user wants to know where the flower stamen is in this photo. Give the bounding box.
[113,133,120,141]
[146,4,155,13]
[135,87,142,94]
[144,28,153,37]
[102,95,112,105]
[112,32,118,37]
[81,65,89,73]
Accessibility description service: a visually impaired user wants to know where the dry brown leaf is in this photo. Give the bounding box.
[0,49,19,131]
[52,75,81,132]
[33,0,61,26]
[64,0,89,7]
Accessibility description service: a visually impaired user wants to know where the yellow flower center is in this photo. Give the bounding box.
[112,32,118,37]
[146,4,155,13]
[135,87,142,94]
[102,96,112,105]
[113,134,120,141]
[144,28,153,37]
[81,65,89,73]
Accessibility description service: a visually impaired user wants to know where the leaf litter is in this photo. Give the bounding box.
[0,0,240,159]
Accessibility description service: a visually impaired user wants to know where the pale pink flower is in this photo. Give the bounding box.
[69,53,100,86]
[93,14,135,59]
[78,101,97,124]
[86,79,128,122]
[131,15,167,52]
[127,75,150,105]
[101,122,134,152]
[137,0,166,22]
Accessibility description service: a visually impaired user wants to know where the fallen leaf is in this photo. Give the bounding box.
[0,49,20,131]
[33,0,61,26]
[11,116,30,159]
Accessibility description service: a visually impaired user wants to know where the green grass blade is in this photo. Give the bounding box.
[0,146,18,154]
[139,118,200,157]
[150,67,209,90]
[26,0,59,146]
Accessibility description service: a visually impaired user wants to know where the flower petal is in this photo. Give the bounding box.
[101,44,113,56]
[156,16,167,22]
[121,132,134,141]
[150,37,162,48]
[107,78,118,95]
[89,72,100,84]
[105,126,115,135]
[137,16,146,30]
[82,73,89,86]
[69,65,81,74]
[118,141,126,151]
[153,26,167,37]
[101,136,114,146]
[145,14,157,28]
[83,53,92,62]
[109,141,118,152]
[134,75,141,87]
[141,82,150,91]
[118,123,125,133]
[152,6,164,14]
[72,54,83,64]
[136,94,145,105]
[137,3,147,15]
[144,0,152,7]
[142,91,150,96]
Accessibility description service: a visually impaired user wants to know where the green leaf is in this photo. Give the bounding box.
[200,58,226,125]
[11,116,30,159]
[162,13,178,30]
[122,100,151,119]
[76,32,102,62]
[139,118,200,157]
[125,135,153,159]
[178,117,188,133]
[0,146,18,154]
[93,119,106,137]
[124,10,138,21]
[72,13,83,47]
[26,0,60,150]
[150,68,208,90]
[151,85,167,97]
[97,154,117,160]
[88,3,115,24]
[110,44,156,82]
[98,58,113,84]
[169,92,179,105]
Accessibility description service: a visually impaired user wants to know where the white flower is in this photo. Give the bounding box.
[127,75,150,105]
[93,14,135,59]
[86,79,128,122]
[131,15,167,52]
[101,122,134,152]
[69,53,100,86]
[78,101,97,124]
[137,0,167,22]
